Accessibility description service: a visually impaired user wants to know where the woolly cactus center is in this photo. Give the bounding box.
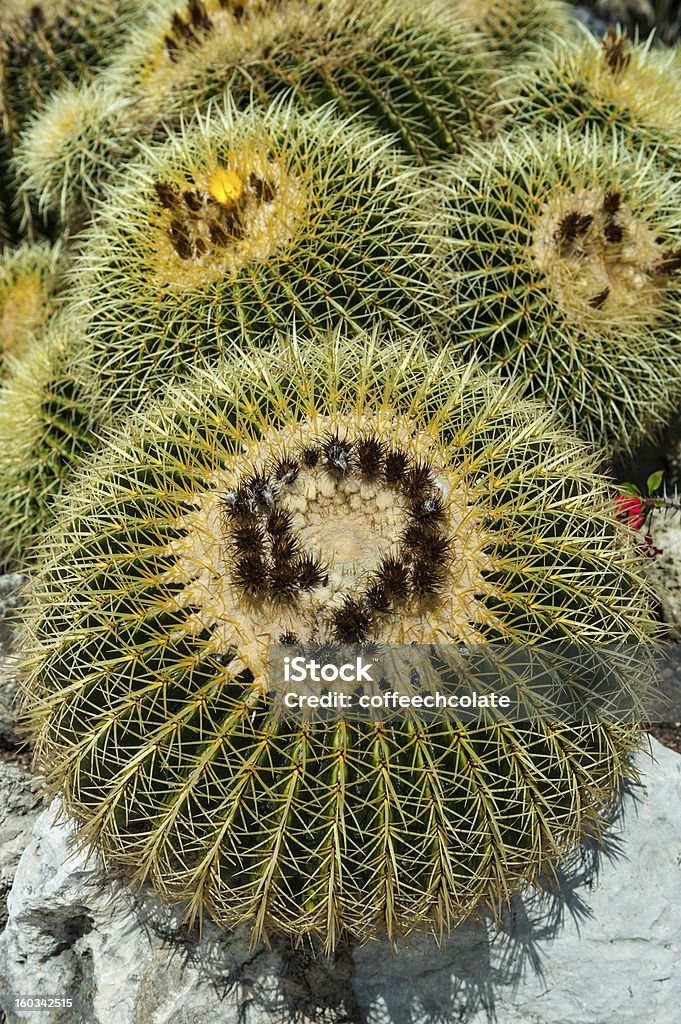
[169,414,491,685]
[532,187,680,325]
[150,150,306,288]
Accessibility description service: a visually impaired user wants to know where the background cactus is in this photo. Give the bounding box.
[444,126,681,457]
[106,0,499,164]
[0,1,146,241]
[14,80,137,229]
[451,0,572,65]
[499,25,681,169]
[0,0,143,138]
[75,99,451,413]
[0,315,99,567]
[21,332,653,951]
[0,240,61,376]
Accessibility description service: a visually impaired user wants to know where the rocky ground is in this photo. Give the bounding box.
[0,740,678,1024]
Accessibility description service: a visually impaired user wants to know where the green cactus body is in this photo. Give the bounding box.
[0,241,60,375]
[22,333,653,949]
[109,0,498,164]
[0,0,144,140]
[445,127,681,457]
[76,99,451,413]
[0,317,99,566]
[500,26,681,169]
[451,0,571,64]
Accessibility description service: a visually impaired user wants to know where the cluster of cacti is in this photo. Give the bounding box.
[22,335,653,948]
[0,0,672,955]
[15,0,501,237]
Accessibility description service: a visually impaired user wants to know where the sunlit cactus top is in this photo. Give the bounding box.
[445,126,681,455]
[75,99,451,410]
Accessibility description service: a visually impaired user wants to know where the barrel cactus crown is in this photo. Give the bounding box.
[75,98,451,412]
[15,79,137,225]
[500,25,681,168]
[22,332,653,950]
[109,0,498,163]
[444,126,681,456]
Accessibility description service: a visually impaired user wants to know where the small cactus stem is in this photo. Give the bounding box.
[170,411,488,691]
[532,186,675,328]
[149,150,306,289]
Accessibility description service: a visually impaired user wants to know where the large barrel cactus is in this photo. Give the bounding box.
[22,333,653,950]
[111,0,498,163]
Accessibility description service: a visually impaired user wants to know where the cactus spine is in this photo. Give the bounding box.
[22,333,653,950]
